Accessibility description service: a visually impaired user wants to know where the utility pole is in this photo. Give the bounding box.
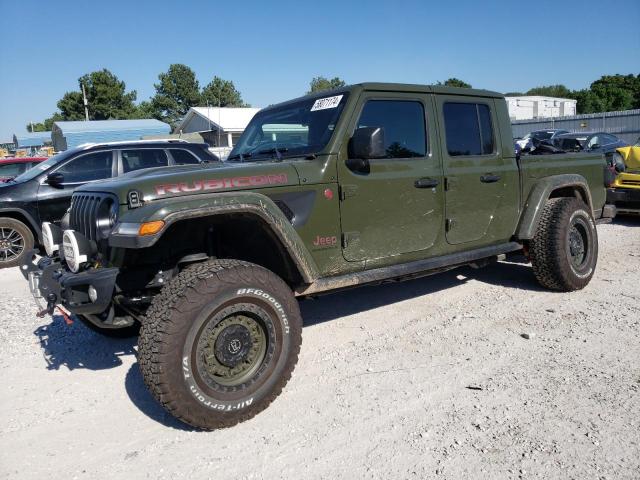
[81,82,89,121]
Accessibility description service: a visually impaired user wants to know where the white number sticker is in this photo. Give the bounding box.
[311,95,343,112]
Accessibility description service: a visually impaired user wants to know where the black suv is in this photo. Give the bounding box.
[0,140,218,267]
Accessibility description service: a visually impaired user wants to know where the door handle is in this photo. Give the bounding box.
[414,178,439,189]
[480,174,501,183]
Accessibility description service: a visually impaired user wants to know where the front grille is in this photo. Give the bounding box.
[69,192,116,241]
[620,179,640,186]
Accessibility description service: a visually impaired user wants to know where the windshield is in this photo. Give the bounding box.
[228,93,349,161]
[11,150,75,183]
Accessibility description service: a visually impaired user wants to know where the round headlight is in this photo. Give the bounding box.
[62,230,88,273]
[96,198,118,239]
[42,222,63,257]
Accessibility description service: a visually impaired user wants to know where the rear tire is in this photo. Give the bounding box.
[0,217,34,269]
[138,259,302,430]
[529,197,598,291]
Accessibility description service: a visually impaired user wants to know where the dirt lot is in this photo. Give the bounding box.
[1,218,638,480]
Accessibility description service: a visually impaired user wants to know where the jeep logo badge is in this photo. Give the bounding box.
[228,339,242,354]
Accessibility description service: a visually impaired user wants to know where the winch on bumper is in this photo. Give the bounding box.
[21,231,118,317]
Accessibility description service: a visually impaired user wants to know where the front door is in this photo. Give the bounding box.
[37,150,116,225]
[435,97,515,245]
[338,93,444,262]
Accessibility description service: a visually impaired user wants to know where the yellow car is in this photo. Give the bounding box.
[607,143,640,214]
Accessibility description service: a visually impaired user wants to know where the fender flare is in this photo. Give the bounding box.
[515,174,594,240]
[109,191,320,284]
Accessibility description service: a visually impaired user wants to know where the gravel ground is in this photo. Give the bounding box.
[1,218,639,480]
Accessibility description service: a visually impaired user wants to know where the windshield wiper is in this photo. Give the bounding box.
[227,152,253,162]
[257,147,288,161]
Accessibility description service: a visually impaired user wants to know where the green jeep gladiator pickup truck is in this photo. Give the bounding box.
[23,83,614,429]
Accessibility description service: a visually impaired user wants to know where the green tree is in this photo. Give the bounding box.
[589,74,639,110]
[151,64,201,126]
[307,76,346,94]
[526,84,573,98]
[201,76,247,107]
[26,122,47,132]
[57,91,87,120]
[79,69,137,119]
[439,78,472,88]
[571,89,606,114]
[26,113,63,132]
[133,100,156,119]
[50,69,138,121]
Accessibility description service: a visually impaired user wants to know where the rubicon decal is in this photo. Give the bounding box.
[155,173,288,196]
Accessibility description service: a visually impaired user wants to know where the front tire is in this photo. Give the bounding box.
[529,197,598,291]
[0,217,34,269]
[138,259,302,430]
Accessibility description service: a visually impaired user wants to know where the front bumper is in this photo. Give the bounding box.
[607,187,640,214]
[21,252,119,315]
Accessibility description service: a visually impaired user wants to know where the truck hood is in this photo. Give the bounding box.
[78,160,300,204]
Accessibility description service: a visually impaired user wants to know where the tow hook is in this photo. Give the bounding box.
[36,293,58,318]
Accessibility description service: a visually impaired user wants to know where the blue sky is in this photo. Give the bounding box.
[0,0,638,140]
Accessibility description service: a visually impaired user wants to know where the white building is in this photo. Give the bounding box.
[505,96,577,121]
[175,107,261,149]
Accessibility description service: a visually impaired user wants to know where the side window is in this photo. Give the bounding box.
[122,149,168,173]
[356,100,426,158]
[587,136,600,149]
[599,134,616,146]
[443,102,495,156]
[0,163,26,177]
[169,149,201,165]
[55,151,113,183]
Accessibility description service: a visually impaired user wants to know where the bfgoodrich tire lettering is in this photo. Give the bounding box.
[529,197,598,291]
[138,259,302,430]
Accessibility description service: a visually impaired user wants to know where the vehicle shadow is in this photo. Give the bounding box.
[612,215,640,227]
[124,362,198,431]
[300,258,542,327]
[33,314,137,371]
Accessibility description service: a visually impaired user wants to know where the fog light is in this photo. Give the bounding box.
[42,222,63,256]
[62,230,93,273]
[88,285,98,303]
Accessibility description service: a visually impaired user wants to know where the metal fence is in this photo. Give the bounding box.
[511,109,640,144]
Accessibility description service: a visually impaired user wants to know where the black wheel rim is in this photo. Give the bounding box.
[0,227,24,263]
[567,219,589,270]
[194,303,272,388]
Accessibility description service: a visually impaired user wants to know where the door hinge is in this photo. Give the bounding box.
[342,231,360,248]
[339,184,358,201]
[445,218,455,232]
[444,177,449,191]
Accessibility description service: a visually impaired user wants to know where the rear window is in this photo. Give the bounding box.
[122,149,169,173]
[169,149,201,165]
[443,102,495,156]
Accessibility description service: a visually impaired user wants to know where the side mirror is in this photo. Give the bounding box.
[46,172,65,188]
[590,144,601,150]
[349,127,385,160]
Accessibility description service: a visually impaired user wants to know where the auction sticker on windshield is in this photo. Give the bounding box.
[311,95,343,111]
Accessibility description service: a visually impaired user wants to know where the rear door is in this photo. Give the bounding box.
[338,92,444,261]
[435,96,517,245]
[37,150,116,224]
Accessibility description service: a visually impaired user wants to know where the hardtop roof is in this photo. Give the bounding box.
[260,82,504,112]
